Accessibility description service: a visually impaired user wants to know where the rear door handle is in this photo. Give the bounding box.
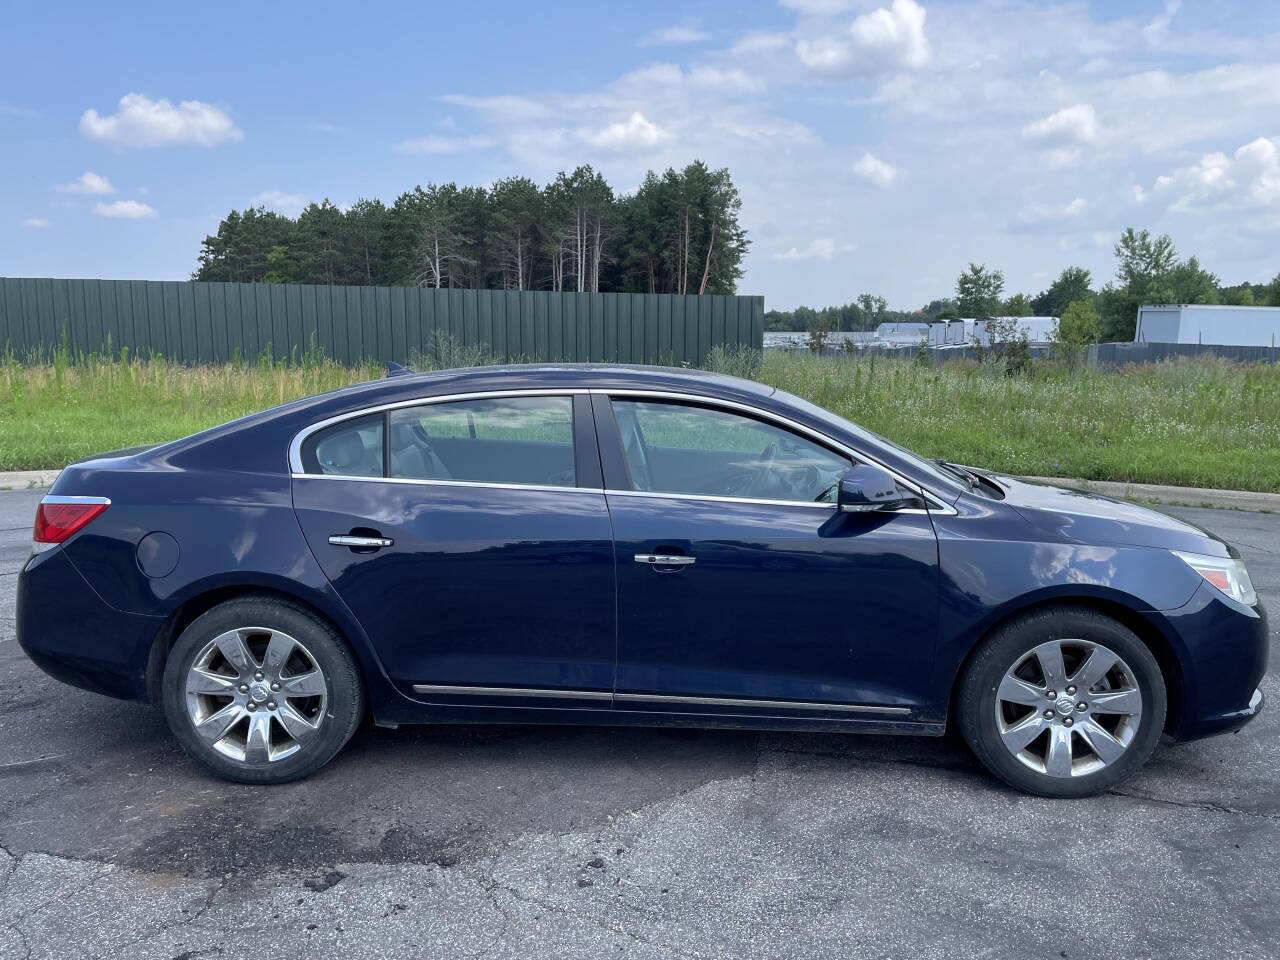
[329,535,394,548]
[634,553,696,566]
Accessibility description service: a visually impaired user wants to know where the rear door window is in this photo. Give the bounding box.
[389,395,576,487]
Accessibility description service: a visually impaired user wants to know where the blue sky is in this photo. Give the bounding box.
[2,0,1277,309]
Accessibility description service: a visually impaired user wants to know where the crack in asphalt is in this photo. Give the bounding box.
[1107,788,1280,822]
[89,873,230,960]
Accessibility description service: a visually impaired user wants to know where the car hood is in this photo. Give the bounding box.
[983,474,1233,558]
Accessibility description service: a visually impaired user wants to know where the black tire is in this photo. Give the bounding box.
[957,605,1166,798]
[162,595,364,784]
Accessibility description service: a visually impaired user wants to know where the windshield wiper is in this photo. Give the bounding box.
[934,458,978,490]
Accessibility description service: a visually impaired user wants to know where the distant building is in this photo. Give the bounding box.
[1135,304,1280,347]
[927,316,1058,347]
[975,316,1058,346]
[874,321,929,345]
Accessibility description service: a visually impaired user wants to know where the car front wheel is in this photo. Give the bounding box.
[162,596,364,784]
[957,606,1166,798]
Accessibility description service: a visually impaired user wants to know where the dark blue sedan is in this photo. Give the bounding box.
[17,365,1266,796]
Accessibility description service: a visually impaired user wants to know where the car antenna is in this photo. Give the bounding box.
[386,361,414,378]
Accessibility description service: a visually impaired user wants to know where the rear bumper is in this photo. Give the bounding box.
[1164,584,1268,741]
[16,546,161,701]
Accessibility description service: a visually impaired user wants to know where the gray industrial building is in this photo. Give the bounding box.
[1135,304,1280,347]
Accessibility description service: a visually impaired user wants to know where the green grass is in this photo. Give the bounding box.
[2,347,1278,492]
[741,350,1280,493]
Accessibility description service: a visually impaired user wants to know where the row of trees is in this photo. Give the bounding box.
[195,161,749,296]
[951,228,1280,341]
[768,228,1278,342]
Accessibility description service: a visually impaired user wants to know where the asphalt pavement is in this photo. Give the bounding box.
[1,486,1277,960]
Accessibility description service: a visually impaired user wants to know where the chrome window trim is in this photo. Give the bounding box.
[287,388,588,475]
[594,388,957,516]
[291,473,597,496]
[285,383,957,516]
[604,487,839,511]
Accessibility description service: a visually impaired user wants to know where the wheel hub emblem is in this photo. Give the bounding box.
[249,683,270,704]
[1055,696,1076,717]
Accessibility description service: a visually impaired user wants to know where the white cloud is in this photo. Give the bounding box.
[688,66,764,93]
[796,0,929,74]
[1043,147,1082,169]
[773,238,837,261]
[1022,104,1098,145]
[1010,197,1089,232]
[249,190,309,216]
[79,93,243,148]
[852,152,899,187]
[93,200,157,219]
[849,0,930,67]
[639,25,707,46]
[582,112,671,150]
[438,94,549,121]
[393,134,498,154]
[1142,0,1180,46]
[55,171,116,195]
[1154,135,1280,211]
[22,217,51,228]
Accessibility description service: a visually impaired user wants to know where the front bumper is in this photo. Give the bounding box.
[16,546,162,701]
[1163,582,1268,741]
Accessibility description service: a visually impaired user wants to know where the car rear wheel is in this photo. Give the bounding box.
[162,596,363,784]
[957,606,1166,798]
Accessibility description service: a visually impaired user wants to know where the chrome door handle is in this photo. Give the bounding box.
[634,553,695,566]
[329,535,393,548]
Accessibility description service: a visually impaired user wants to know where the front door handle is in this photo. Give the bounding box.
[329,534,394,549]
[634,553,696,566]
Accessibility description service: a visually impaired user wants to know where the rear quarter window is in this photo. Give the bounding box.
[299,413,384,477]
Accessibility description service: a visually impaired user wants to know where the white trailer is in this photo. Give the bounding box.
[1135,304,1280,347]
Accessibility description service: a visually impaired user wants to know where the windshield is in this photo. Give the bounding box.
[772,388,965,495]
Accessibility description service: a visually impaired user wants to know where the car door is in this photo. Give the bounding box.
[291,391,617,710]
[594,392,940,720]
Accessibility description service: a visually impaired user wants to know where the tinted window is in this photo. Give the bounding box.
[389,396,576,487]
[300,413,384,477]
[611,399,850,503]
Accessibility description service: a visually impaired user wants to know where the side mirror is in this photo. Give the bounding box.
[838,464,907,513]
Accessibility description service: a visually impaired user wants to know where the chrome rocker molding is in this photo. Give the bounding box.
[411,683,912,716]
[287,385,958,516]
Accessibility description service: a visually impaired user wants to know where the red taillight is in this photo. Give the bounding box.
[33,499,109,544]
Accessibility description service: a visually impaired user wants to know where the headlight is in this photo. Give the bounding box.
[1172,550,1257,607]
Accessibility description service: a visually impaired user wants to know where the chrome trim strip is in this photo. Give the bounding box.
[291,473,597,496]
[288,388,588,474]
[412,683,613,701]
[634,553,696,565]
[409,683,912,715]
[609,488,838,511]
[613,692,912,715]
[592,388,957,515]
[285,381,957,516]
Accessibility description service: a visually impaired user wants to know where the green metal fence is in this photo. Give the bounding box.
[0,278,764,367]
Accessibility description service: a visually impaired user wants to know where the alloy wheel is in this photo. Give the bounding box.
[184,627,329,763]
[994,638,1144,778]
